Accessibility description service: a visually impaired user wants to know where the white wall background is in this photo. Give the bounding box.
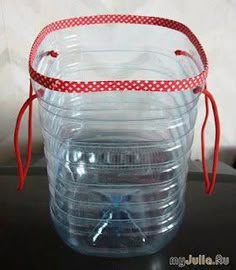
[0,0,235,164]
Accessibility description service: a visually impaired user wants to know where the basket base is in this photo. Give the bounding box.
[51,214,183,258]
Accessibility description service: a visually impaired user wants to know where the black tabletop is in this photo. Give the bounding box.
[0,171,235,270]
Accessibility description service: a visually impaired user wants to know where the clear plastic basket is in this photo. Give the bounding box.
[14,15,220,257]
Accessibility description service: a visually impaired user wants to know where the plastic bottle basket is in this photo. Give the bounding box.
[14,15,220,257]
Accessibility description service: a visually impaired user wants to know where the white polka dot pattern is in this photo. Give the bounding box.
[29,15,208,93]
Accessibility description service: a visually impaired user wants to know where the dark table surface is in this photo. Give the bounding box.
[0,170,235,270]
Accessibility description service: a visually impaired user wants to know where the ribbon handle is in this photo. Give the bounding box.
[176,49,220,194]
[14,81,37,190]
[201,87,220,195]
[14,51,57,190]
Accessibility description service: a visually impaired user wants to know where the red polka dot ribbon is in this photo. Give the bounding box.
[15,15,220,195]
[29,14,208,93]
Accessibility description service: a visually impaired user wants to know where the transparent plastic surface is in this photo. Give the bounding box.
[33,23,201,257]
